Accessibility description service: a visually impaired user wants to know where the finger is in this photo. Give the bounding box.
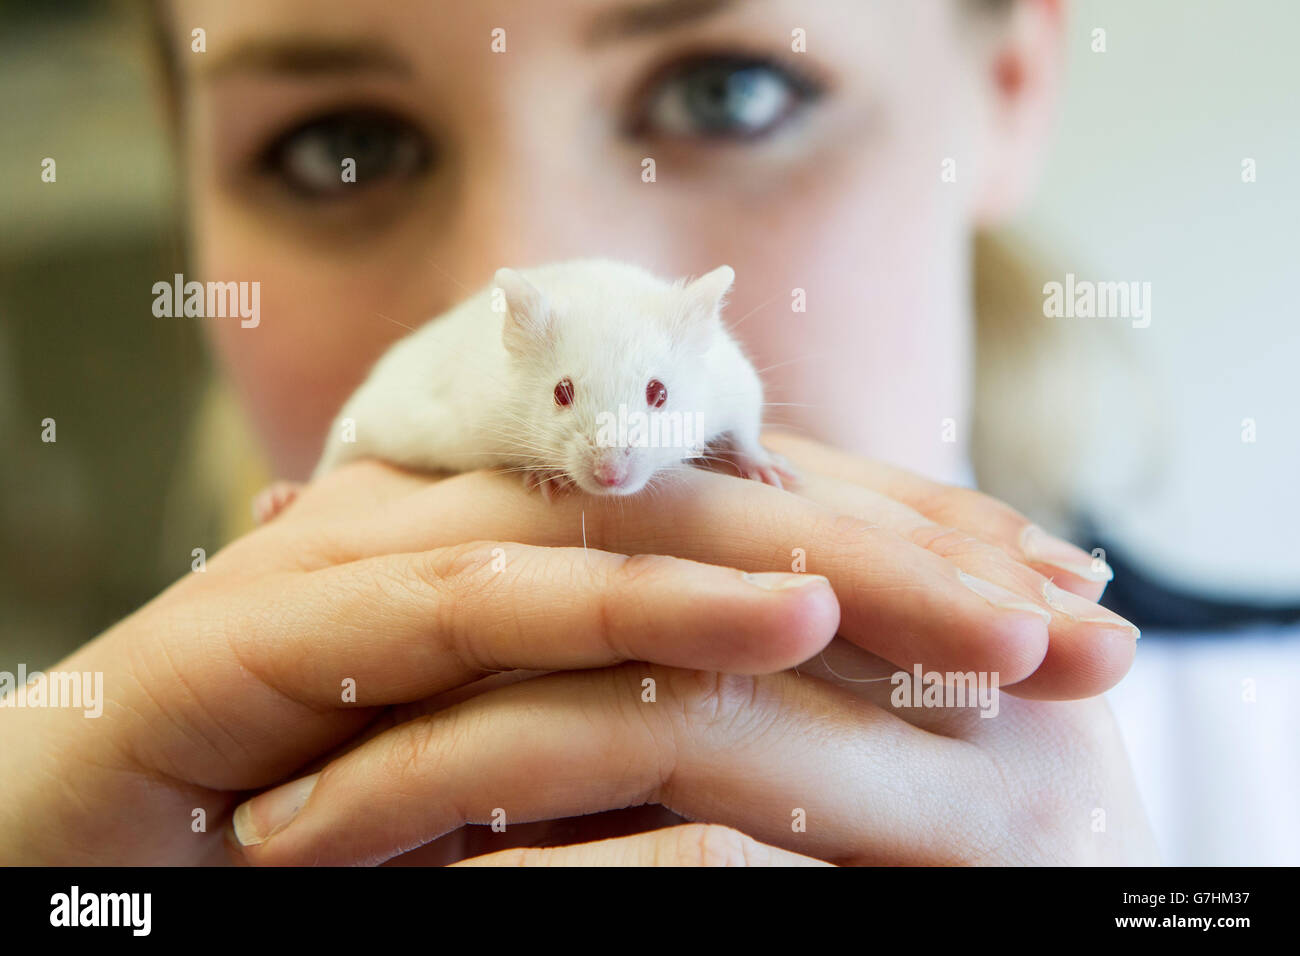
[452,824,832,866]
[779,471,1137,699]
[239,542,839,707]
[315,468,1054,685]
[762,432,1113,600]
[265,459,440,527]
[213,460,445,577]
[230,664,984,866]
[298,452,1133,697]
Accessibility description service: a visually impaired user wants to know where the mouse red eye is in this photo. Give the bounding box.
[646,379,667,408]
[554,378,575,407]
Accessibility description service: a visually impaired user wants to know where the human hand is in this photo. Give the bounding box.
[227,435,1148,865]
[0,462,838,864]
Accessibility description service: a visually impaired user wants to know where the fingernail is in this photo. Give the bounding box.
[1020,525,1113,583]
[1042,581,1140,638]
[743,572,829,591]
[233,773,320,847]
[957,571,1052,624]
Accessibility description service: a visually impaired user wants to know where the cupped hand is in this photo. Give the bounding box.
[2,433,1142,864]
[227,434,1147,866]
[275,430,1137,702]
[0,462,837,864]
[234,653,1158,866]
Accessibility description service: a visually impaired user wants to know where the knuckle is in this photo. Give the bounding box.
[412,541,501,590]
[593,554,681,659]
[907,524,996,563]
[387,714,453,797]
[907,523,1048,595]
[909,483,975,522]
[899,483,955,521]
[665,668,765,734]
[966,487,1029,525]
[921,484,1028,536]
[391,716,438,780]
[827,513,881,545]
[610,552,678,590]
[611,664,684,804]
[400,544,503,671]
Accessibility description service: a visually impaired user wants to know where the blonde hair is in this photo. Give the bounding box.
[971,233,1164,535]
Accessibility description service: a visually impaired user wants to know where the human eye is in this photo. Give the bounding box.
[258,108,432,197]
[629,53,825,142]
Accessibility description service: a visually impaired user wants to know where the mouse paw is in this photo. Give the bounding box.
[718,446,797,490]
[252,481,303,524]
[523,469,572,502]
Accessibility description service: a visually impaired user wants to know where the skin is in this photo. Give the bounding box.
[0,0,1158,865]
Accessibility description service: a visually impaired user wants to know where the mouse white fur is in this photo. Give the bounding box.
[312,258,790,498]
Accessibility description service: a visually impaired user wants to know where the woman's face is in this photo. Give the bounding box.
[173,0,1041,480]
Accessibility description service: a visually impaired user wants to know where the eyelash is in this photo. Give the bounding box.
[626,51,826,142]
[256,107,433,199]
[253,51,827,198]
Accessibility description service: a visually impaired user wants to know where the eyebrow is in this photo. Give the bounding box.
[198,37,414,80]
[586,0,741,45]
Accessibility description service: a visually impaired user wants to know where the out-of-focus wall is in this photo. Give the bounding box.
[1017,0,1300,597]
[0,2,218,672]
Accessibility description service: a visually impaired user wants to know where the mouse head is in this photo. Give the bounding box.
[493,261,734,496]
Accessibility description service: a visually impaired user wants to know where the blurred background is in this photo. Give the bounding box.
[2,0,1297,864]
[2,1,218,674]
[1020,0,1300,600]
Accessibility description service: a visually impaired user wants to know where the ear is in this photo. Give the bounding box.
[494,268,551,355]
[972,0,1066,224]
[677,265,735,339]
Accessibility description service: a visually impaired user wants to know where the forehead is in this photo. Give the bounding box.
[173,0,750,45]
[169,0,906,83]
[171,0,724,68]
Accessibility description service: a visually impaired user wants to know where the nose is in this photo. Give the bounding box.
[592,450,631,487]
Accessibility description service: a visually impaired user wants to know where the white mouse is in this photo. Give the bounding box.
[309,258,791,500]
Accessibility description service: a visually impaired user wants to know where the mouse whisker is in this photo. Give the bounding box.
[723,290,784,332]
[752,352,830,376]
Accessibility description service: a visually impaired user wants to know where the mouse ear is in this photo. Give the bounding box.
[494,268,552,354]
[675,265,734,342]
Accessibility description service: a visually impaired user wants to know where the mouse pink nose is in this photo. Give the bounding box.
[593,451,630,487]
